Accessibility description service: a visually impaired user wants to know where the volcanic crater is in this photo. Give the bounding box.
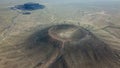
[28,24,120,68]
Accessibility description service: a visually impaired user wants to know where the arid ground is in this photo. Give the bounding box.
[0,0,120,68]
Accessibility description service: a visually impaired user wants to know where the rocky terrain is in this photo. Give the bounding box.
[0,1,120,68]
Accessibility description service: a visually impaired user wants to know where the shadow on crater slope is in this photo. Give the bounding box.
[23,24,120,68]
[2,24,119,68]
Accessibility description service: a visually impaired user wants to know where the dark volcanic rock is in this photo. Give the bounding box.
[11,2,45,11]
[25,24,120,68]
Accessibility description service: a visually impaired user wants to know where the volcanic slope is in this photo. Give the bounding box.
[0,24,119,68]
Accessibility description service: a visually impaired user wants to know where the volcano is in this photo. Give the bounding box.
[0,23,119,68]
[27,24,120,68]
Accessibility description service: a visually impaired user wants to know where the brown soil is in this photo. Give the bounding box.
[32,24,120,68]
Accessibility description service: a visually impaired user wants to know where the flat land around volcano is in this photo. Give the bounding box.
[0,1,120,68]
